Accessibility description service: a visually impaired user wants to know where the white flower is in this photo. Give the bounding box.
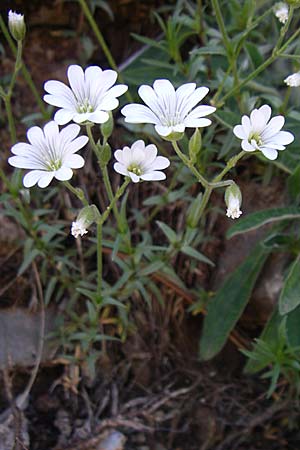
[44,65,128,125]
[113,140,170,183]
[8,121,89,188]
[225,184,242,219]
[284,72,300,87]
[8,10,25,41]
[71,219,88,238]
[226,194,242,219]
[121,79,216,138]
[233,105,294,160]
[273,2,289,24]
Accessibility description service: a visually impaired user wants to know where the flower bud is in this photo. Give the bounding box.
[96,142,112,167]
[186,192,203,228]
[71,204,99,238]
[225,183,242,219]
[286,0,300,7]
[100,112,114,139]
[284,72,300,87]
[189,128,202,163]
[273,2,289,23]
[8,10,26,41]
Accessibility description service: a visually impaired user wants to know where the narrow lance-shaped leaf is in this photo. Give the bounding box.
[227,207,300,239]
[199,243,268,361]
[279,255,300,315]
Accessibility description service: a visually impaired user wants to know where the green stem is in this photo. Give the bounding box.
[63,181,89,206]
[172,141,209,187]
[217,6,297,107]
[100,178,130,225]
[4,97,17,144]
[96,178,130,299]
[213,151,246,183]
[96,220,102,298]
[280,86,291,114]
[212,0,241,98]
[86,125,122,226]
[4,40,23,143]
[77,0,133,103]
[0,14,49,119]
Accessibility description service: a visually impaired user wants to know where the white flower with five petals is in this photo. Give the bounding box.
[44,65,128,125]
[233,105,294,160]
[113,140,170,183]
[8,121,88,188]
[121,79,216,138]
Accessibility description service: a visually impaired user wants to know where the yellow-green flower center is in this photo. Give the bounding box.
[128,164,142,175]
[249,132,263,146]
[78,98,94,114]
[46,158,62,171]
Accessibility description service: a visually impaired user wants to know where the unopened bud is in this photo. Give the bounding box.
[189,128,202,163]
[225,183,242,220]
[8,10,26,41]
[71,204,99,238]
[100,112,114,139]
[273,2,289,23]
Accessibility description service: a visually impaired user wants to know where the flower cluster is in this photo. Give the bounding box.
[7,55,296,228]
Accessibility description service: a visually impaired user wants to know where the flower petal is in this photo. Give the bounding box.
[67,65,85,102]
[87,110,109,123]
[260,147,278,160]
[241,140,256,152]
[55,167,73,181]
[141,171,166,181]
[233,124,247,139]
[54,109,74,125]
[37,172,55,188]
[122,104,159,124]
[23,170,45,187]
[64,154,85,169]
[114,162,129,176]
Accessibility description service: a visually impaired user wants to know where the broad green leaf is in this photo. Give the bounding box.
[199,244,268,360]
[227,207,300,238]
[279,256,300,315]
[286,304,300,347]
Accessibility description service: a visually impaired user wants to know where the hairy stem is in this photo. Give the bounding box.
[77,0,133,103]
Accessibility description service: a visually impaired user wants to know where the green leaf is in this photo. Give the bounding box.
[279,256,300,315]
[191,46,226,56]
[199,243,268,360]
[18,249,42,276]
[156,221,178,244]
[244,308,282,373]
[288,164,300,201]
[286,304,300,347]
[245,42,263,69]
[227,207,300,238]
[181,245,214,266]
[139,260,165,277]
